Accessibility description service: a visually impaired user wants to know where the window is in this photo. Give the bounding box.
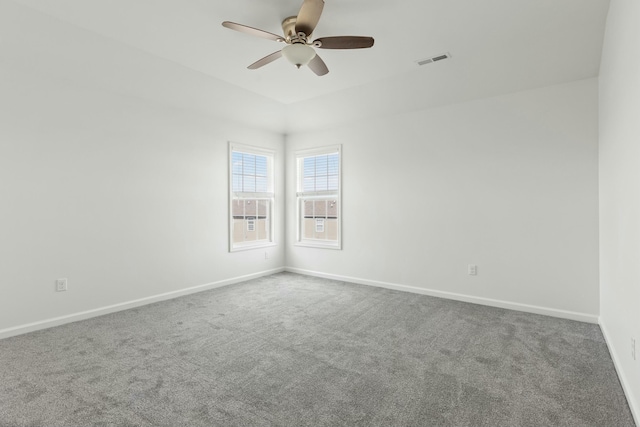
[296,145,341,249]
[229,143,275,251]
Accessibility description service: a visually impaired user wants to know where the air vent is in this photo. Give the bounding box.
[416,53,451,66]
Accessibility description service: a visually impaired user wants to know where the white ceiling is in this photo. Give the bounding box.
[3,0,610,133]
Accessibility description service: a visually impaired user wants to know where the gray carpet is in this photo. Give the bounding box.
[0,272,634,427]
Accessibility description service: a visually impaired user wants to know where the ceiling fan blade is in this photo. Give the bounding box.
[247,50,283,69]
[295,0,324,36]
[308,53,329,76]
[314,36,375,49]
[222,21,284,42]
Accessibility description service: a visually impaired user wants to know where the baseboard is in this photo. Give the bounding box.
[285,267,599,324]
[600,319,640,426]
[0,267,285,341]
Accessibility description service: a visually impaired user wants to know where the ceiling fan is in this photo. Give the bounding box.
[222,0,374,76]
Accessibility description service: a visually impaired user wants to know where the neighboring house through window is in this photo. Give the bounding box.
[229,142,274,251]
[296,145,341,249]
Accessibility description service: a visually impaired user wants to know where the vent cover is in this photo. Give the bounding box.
[416,53,451,66]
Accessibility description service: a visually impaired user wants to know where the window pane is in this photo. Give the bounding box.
[304,200,314,218]
[303,177,315,192]
[328,154,339,174]
[243,154,255,175]
[232,174,242,192]
[244,199,256,216]
[232,199,244,218]
[314,200,327,217]
[256,176,267,193]
[327,174,338,191]
[232,152,243,174]
[303,157,315,177]
[258,200,269,240]
[326,218,338,241]
[327,200,338,218]
[255,156,267,177]
[257,200,267,217]
[315,175,328,191]
[315,155,328,176]
[232,219,244,244]
[245,176,257,192]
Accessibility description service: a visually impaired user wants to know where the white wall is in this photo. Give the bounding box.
[286,79,600,320]
[0,64,285,335]
[599,0,640,420]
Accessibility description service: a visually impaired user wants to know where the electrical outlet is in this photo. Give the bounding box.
[632,338,636,361]
[264,251,269,260]
[468,264,477,276]
[55,278,68,292]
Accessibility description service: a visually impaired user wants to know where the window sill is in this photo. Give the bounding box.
[230,242,276,253]
[294,241,342,250]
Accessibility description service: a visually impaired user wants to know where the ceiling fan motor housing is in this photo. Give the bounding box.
[282,16,302,39]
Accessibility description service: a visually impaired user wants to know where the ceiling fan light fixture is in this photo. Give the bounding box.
[282,43,316,68]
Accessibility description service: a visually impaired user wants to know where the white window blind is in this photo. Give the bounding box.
[232,151,269,193]
[302,153,339,193]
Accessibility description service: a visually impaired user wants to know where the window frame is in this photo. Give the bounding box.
[228,142,276,252]
[295,145,342,249]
